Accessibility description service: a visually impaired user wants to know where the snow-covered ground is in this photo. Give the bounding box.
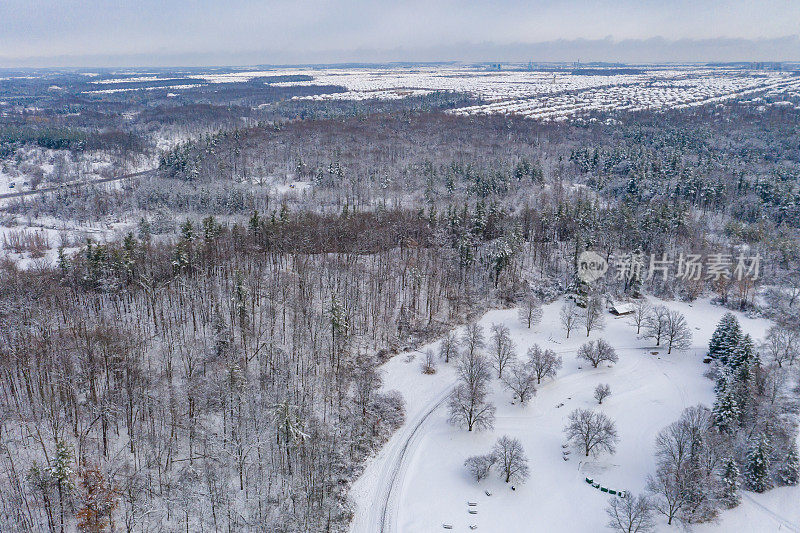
[0,215,135,269]
[349,297,795,533]
[78,66,800,122]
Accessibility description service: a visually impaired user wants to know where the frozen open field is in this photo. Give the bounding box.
[349,297,796,533]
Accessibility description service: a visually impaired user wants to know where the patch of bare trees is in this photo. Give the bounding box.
[465,436,530,484]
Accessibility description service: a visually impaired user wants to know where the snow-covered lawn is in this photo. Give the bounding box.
[349,297,793,533]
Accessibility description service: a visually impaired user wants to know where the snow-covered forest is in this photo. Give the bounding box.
[0,64,799,532]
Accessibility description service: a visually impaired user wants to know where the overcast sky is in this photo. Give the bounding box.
[2,0,799,66]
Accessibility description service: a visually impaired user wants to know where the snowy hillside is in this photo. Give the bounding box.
[349,298,794,533]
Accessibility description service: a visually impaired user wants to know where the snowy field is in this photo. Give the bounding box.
[87,66,800,122]
[348,297,796,533]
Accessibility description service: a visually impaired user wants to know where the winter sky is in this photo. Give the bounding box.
[2,0,799,66]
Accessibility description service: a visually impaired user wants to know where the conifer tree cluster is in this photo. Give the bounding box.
[704,313,799,503]
[710,314,759,432]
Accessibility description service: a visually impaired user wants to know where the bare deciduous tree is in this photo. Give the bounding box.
[448,353,495,431]
[564,408,619,457]
[464,453,496,482]
[630,300,651,335]
[438,331,459,363]
[761,325,799,368]
[644,304,670,347]
[527,344,562,384]
[560,299,582,339]
[518,293,543,329]
[594,383,611,404]
[606,494,656,533]
[462,322,486,358]
[492,436,530,483]
[664,309,692,354]
[420,349,437,374]
[502,362,537,404]
[489,323,516,378]
[584,296,606,337]
[577,339,619,368]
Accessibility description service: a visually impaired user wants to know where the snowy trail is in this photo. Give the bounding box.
[378,387,455,533]
[741,493,800,533]
[349,371,456,533]
[0,168,156,200]
[360,341,646,533]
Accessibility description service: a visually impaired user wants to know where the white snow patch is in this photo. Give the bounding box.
[349,297,782,533]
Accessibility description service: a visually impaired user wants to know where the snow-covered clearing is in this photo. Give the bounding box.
[0,215,135,269]
[349,297,794,533]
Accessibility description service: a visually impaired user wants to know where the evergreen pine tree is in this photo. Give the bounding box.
[624,175,640,202]
[780,444,799,486]
[180,220,196,242]
[49,440,75,533]
[730,334,756,375]
[745,434,772,493]
[248,210,261,234]
[57,247,69,276]
[708,313,742,365]
[712,372,741,433]
[720,457,741,508]
[137,217,152,241]
[202,215,219,242]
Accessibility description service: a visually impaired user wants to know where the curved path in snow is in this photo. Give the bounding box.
[741,493,800,533]
[0,169,156,200]
[354,342,647,533]
[376,387,455,533]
